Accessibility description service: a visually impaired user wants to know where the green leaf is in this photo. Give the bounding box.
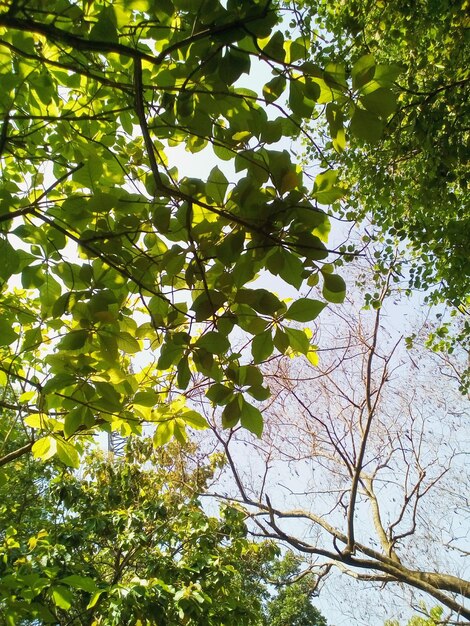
[153,420,175,447]
[181,410,209,430]
[314,187,344,205]
[273,328,289,353]
[42,373,77,394]
[52,586,73,610]
[64,407,84,439]
[277,251,304,289]
[322,272,346,303]
[313,168,344,205]
[235,304,269,335]
[360,88,397,118]
[326,103,346,152]
[221,394,242,429]
[350,108,383,144]
[251,330,274,363]
[191,290,226,321]
[56,439,80,469]
[285,298,326,322]
[206,383,233,405]
[58,330,89,351]
[134,391,159,407]
[216,229,245,265]
[263,75,286,103]
[89,7,118,43]
[157,339,185,370]
[116,332,141,354]
[177,356,191,389]
[87,590,105,610]
[289,79,314,118]
[352,54,376,90]
[284,327,310,355]
[240,398,263,437]
[0,319,19,346]
[235,289,285,316]
[0,239,20,280]
[196,331,230,355]
[62,575,98,593]
[237,364,264,387]
[374,63,403,85]
[218,48,251,85]
[39,276,62,315]
[261,31,285,62]
[247,384,270,401]
[32,436,57,461]
[173,418,188,444]
[207,166,229,205]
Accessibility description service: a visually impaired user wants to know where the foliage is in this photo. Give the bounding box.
[0,0,408,467]
[265,552,327,626]
[294,0,469,307]
[385,605,445,626]
[0,431,329,625]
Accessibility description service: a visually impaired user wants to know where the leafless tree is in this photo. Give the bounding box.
[210,269,470,624]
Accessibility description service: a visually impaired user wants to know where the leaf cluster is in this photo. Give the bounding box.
[0,0,374,465]
[296,0,469,306]
[0,432,326,626]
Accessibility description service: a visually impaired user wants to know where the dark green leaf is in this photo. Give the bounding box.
[360,88,397,118]
[251,330,274,363]
[350,108,383,143]
[261,31,285,62]
[191,290,226,321]
[322,272,346,303]
[263,75,287,104]
[240,398,263,437]
[352,54,376,89]
[206,383,233,405]
[247,384,270,401]
[207,166,229,205]
[221,395,242,429]
[58,330,89,351]
[285,298,326,322]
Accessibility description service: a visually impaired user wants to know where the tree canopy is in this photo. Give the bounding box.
[0,0,383,466]
[0,424,328,625]
[296,0,469,306]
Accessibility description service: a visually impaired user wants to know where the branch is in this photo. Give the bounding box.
[346,270,392,552]
[0,441,34,467]
[0,7,274,70]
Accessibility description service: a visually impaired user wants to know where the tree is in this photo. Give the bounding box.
[265,552,327,626]
[293,0,469,308]
[1,0,400,469]
[0,432,329,625]
[211,259,470,623]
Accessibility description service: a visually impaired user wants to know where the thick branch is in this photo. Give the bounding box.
[0,441,34,467]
